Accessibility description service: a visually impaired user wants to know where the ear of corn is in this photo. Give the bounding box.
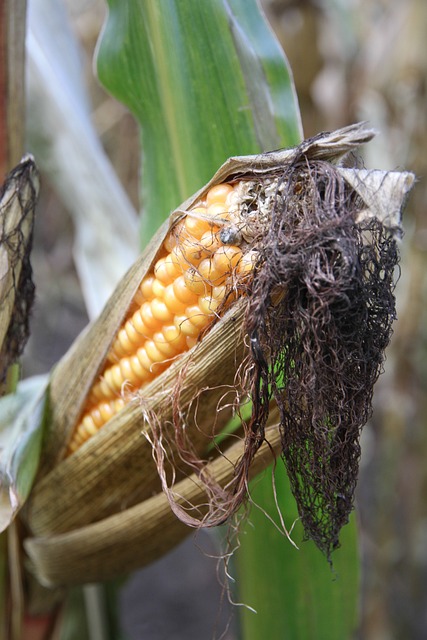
[25,125,414,579]
[37,123,377,472]
[25,125,413,584]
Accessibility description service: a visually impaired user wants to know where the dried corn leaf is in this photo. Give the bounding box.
[25,420,281,587]
[0,157,39,383]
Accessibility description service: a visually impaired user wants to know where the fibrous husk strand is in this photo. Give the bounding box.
[244,159,399,557]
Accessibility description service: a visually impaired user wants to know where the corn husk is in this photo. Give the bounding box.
[25,419,282,587]
[23,124,415,587]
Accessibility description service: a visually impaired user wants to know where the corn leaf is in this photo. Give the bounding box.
[26,0,139,319]
[96,0,302,244]
[0,375,48,532]
[237,465,360,639]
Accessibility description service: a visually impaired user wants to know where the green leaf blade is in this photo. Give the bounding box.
[96,0,301,242]
[237,465,360,639]
[0,376,48,531]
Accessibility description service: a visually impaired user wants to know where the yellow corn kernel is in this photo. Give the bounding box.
[176,236,210,264]
[114,327,135,357]
[152,330,180,357]
[197,257,225,286]
[206,183,234,206]
[206,202,229,220]
[87,379,111,405]
[213,245,243,271]
[81,414,98,437]
[186,305,211,329]
[129,354,151,381]
[104,364,123,393]
[119,358,142,386]
[151,278,166,299]
[140,274,155,300]
[160,325,187,353]
[145,340,168,363]
[140,301,162,330]
[163,220,186,252]
[212,285,228,303]
[174,314,202,338]
[184,207,211,238]
[132,308,151,335]
[163,252,184,279]
[150,298,174,323]
[172,275,198,305]
[199,229,221,253]
[183,267,209,295]
[198,285,228,315]
[163,283,188,315]
[154,257,174,284]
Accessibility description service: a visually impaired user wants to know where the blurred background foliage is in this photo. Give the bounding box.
[23,0,426,638]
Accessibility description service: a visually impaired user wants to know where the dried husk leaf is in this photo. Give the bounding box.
[25,420,282,587]
[27,301,247,536]
[23,124,414,586]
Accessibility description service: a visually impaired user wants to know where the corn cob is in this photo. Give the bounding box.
[66,181,259,455]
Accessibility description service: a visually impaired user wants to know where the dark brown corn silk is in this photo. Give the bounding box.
[243,158,399,557]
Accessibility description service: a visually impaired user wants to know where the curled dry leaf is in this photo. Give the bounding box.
[0,158,39,386]
[23,124,414,586]
[25,419,282,587]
